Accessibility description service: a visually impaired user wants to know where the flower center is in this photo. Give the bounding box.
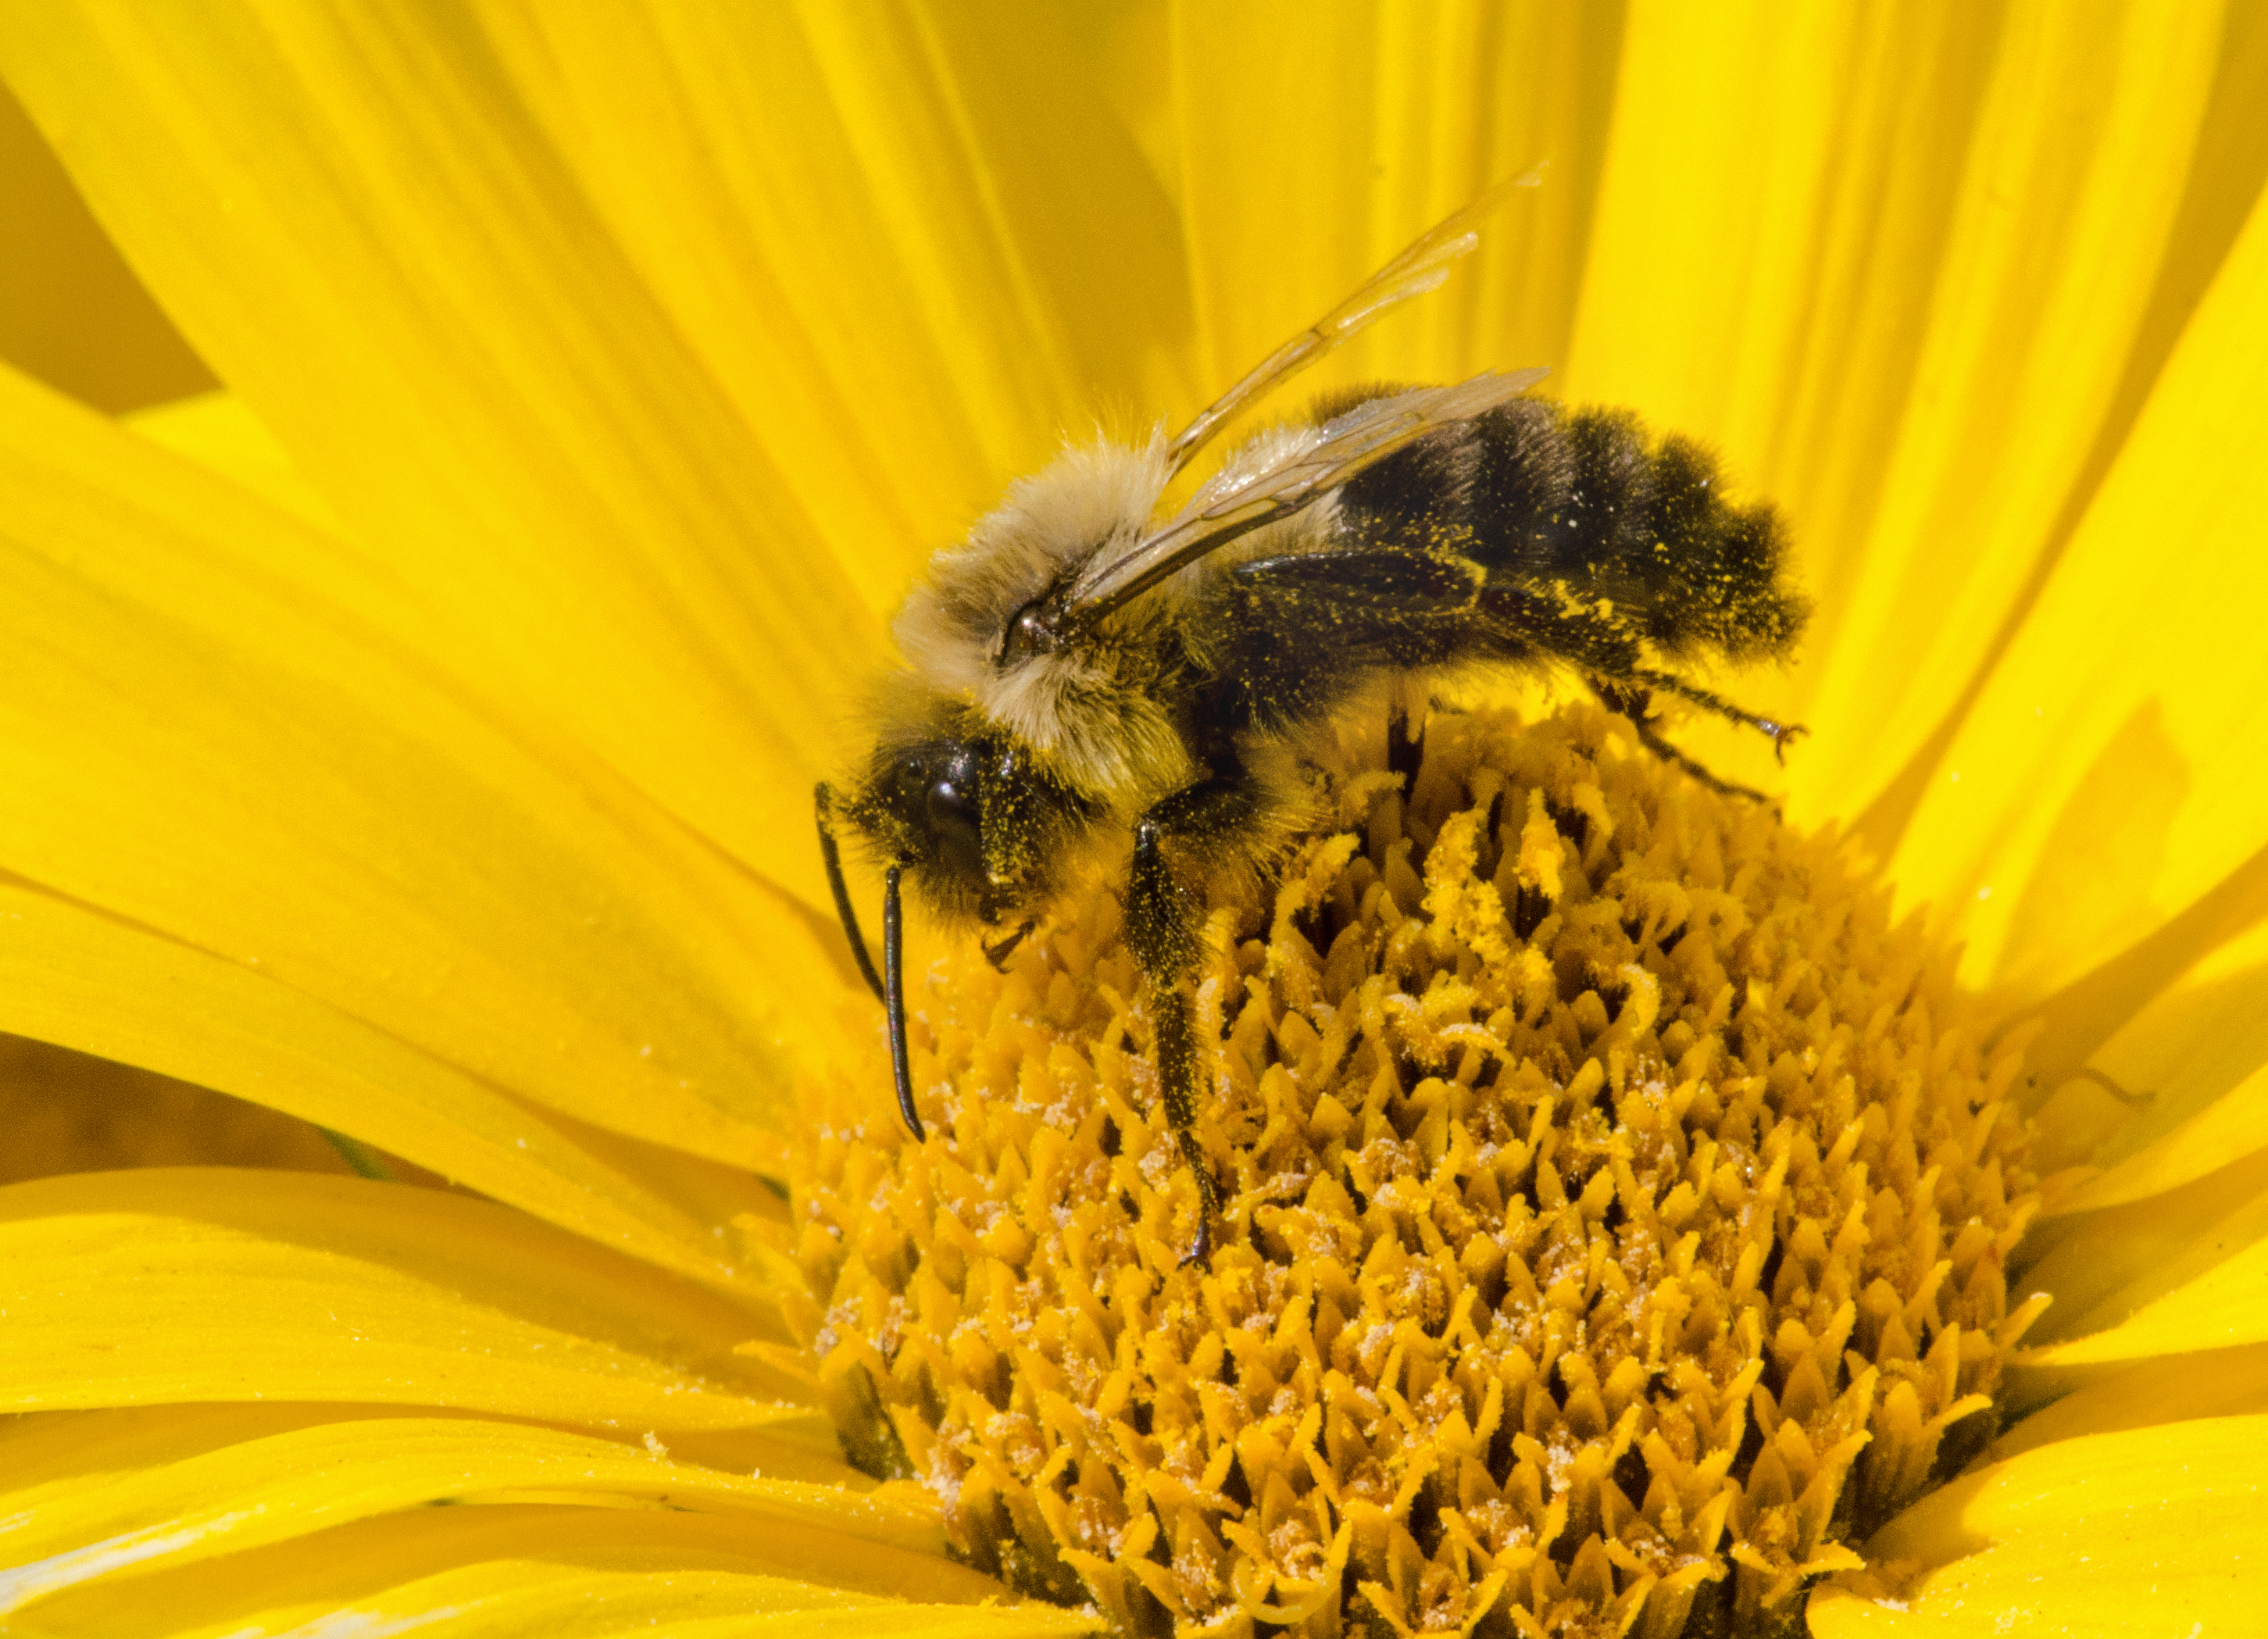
[795,705,2041,1639]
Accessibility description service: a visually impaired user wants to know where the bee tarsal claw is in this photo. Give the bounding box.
[1768,720,1809,766]
[1179,1209,1215,1269]
[981,918,1037,972]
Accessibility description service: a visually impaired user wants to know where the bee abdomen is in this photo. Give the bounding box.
[1334,395,1807,664]
[1476,400,1805,660]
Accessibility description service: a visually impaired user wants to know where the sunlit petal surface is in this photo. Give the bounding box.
[0,1,2263,1633]
[1809,1419,2268,1636]
[8,1507,1098,1639]
[0,363,847,1166]
[0,1411,917,1612]
[2,5,881,902]
[0,1170,809,1416]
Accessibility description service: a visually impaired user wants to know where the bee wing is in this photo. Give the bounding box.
[1064,369,1548,621]
[1165,166,1542,475]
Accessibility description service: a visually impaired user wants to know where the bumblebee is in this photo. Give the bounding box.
[817,179,1809,1262]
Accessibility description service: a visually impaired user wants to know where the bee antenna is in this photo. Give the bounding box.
[882,864,925,1142]
[815,783,886,1002]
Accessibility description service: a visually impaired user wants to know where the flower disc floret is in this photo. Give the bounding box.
[798,705,2041,1639]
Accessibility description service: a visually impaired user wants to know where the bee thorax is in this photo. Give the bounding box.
[894,434,1170,700]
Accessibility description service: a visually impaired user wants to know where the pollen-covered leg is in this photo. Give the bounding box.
[1149,986,1219,1264]
[1630,665,1807,761]
[1127,770,1262,1263]
[1592,677,1781,805]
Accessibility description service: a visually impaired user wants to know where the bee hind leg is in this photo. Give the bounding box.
[1146,984,1219,1266]
[1593,677,1779,805]
[1126,770,1259,1267]
[1630,666,1808,762]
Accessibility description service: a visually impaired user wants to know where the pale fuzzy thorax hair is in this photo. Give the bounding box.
[893,433,1195,801]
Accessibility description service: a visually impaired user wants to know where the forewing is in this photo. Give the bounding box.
[1065,370,1548,620]
[1166,167,1545,471]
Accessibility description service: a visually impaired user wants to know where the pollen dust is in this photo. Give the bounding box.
[794,704,2043,1639]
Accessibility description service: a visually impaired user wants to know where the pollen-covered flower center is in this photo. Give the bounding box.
[795,705,2040,1639]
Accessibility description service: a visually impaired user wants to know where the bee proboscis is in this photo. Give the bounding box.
[818,175,1809,1262]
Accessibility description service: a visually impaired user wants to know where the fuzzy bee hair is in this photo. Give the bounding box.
[816,171,1810,1262]
[891,433,1184,801]
[888,404,1471,809]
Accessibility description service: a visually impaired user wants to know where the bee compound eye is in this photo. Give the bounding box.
[924,773,984,883]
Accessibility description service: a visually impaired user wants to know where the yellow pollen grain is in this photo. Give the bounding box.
[795,705,2041,1639]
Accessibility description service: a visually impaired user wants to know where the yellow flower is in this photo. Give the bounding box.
[1,5,2264,1637]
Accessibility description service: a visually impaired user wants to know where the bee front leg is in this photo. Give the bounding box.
[1126,773,1256,1266]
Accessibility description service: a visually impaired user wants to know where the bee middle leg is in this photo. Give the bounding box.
[1387,699,1427,791]
[1125,769,1259,1267]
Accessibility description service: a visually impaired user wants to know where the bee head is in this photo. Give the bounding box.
[814,698,1098,1145]
[827,696,1096,930]
[848,735,993,921]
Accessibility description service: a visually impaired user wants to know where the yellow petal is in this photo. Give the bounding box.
[125,390,339,534]
[0,1035,353,1182]
[2069,1056,2268,1212]
[2016,1141,2268,1350]
[0,1169,812,1423]
[1,1402,859,1499]
[1567,1,1893,453]
[0,76,212,412]
[1545,0,1898,797]
[1888,158,2268,994]
[1986,1342,2268,1459]
[0,363,852,1164]
[1174,2,1616,402]
[2026,1209,2268,1366]
[1784,0,2224,812]
[1809,1416,2268,1637]
[1,7,884,900]
[0,1412,934,1612]
[0,878,771,1295]
[2017,837,2268,1121]
[478,0,1191,610]
[10,1506,1092,1639]
[2038,919,2268,1209]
